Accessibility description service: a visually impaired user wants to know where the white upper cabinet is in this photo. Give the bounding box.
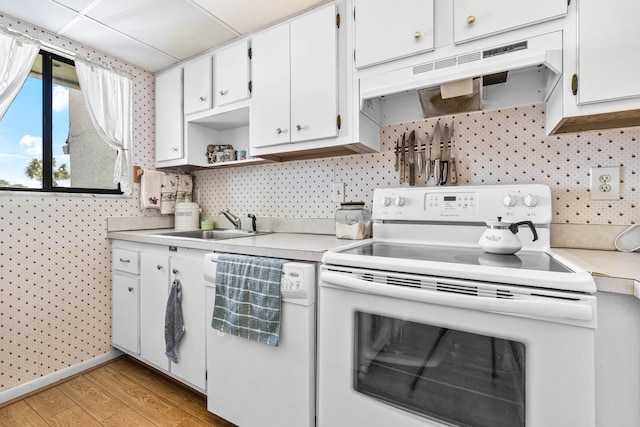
[250,23,291,147]
[251,4,337,149]
[184,56,213,114]
[290,4,338,143]
[215,40,251,107]
[155,67,183,163]
[354,0,434,69]
[577,0,640,105]
[453,0,567,44]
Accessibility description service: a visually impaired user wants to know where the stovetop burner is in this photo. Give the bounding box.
[339,242,573,273]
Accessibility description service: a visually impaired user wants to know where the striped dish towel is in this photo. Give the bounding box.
[211,254,286,346]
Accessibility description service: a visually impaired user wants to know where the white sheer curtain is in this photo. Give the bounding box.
[75,59,133,194]
[0,28,40,120]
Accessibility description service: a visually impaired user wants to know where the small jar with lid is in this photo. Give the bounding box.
[335,202,371,240]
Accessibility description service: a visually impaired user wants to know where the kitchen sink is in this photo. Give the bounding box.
[155,229,271,240]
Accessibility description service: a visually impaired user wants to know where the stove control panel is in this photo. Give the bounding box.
[373,184,552,223]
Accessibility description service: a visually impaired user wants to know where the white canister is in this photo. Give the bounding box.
[174,202,200,230]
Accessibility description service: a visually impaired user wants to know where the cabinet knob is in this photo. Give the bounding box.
[276,128,283,134]
[199,95,207,101]
[128,287,134,292]
[172,268,179,274]
[467,15,476,24]
[157,265,163,270]
[296,124,303,131]
[171,147,178,152]
[219,90,227,96]
[413,31,421,39]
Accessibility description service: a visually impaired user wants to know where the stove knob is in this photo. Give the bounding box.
[380,196,391,207]
[502,194,517,207]
[523,194,538,207]
[394,196,405,207]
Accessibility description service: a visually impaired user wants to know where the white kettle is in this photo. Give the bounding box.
[478,217,538,255]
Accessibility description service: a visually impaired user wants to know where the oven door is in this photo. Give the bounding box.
[317,266,596,427]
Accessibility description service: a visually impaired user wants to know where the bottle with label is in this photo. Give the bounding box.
[335,202,371,240]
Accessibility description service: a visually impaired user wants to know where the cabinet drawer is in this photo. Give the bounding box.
[113,249,140,274]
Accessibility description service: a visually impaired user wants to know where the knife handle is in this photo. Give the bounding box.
[450,159,457,184]
[433,160,440,187]
[440,161,448,185]
[409,164,415,186]
[400,159,405,184]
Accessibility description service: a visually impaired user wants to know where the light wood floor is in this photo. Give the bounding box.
[0,356,236,427]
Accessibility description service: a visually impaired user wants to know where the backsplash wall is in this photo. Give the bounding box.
[196,104,638,226]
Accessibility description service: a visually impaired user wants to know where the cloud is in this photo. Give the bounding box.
[19,134,43,156]
[52,85,69,113]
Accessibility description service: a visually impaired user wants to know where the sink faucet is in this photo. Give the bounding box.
[219,210,242,230]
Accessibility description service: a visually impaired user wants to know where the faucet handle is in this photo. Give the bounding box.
[247,214,257,232]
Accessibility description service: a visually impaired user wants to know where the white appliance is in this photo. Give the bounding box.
[318,184,597,427]
[204,253,316,427]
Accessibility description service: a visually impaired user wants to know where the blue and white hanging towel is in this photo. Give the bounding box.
[165,279,185,363]
[211,254,286,346]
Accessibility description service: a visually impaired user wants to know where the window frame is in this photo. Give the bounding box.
[0,49,122,195]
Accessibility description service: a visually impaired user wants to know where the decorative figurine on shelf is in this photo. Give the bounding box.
[206,145,216,164]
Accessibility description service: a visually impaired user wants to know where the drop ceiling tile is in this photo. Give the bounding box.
[0,0,77,33]
[51,0,96,12]
[193,0,326,34]
[85,0,236,60]
[61,16,176,71]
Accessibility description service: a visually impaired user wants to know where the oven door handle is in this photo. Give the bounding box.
[321,271,594,321]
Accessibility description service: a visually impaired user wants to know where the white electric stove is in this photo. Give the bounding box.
[318,184,597,427]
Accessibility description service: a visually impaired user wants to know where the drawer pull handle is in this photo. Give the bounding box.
[157,265,163,270]
[413,31,421,39]
[199,95,207,101]
[119,258,130,263]
[128,287,134,292]
[467,15,476,24]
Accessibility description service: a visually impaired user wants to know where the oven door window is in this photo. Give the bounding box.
[354,312,525,427]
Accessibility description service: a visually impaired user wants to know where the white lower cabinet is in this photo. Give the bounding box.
[112,241,207,392]
[112,247,140,355]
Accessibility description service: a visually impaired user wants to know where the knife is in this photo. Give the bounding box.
[416,133,423,174]
[400,133,405,184]
[439,124,449,185]
[395,137,400,172]
[424,131,431,183]
[431,122,440,186]
[449,121,457,185]
[408,130,416,186]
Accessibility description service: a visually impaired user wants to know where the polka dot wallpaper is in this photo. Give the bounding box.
[196,104,638,226]
[0,14,156,392]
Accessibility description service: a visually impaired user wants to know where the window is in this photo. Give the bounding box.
[0,49,121,193]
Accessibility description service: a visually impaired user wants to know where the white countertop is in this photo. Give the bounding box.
[107,229,350,262]
[108,229,640,295]
[553,248,640,296]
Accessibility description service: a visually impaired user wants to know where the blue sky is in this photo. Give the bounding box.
[0,76,70,187]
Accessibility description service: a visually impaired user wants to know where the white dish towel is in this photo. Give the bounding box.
[160,173,178,214]
[140,169,163,210]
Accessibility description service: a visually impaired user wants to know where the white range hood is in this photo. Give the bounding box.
[359,31,563,123]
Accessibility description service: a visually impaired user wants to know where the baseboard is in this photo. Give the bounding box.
[0,350,123,405]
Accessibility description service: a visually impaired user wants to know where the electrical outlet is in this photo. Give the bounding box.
[332,182,345,203]
[590,167,620,200]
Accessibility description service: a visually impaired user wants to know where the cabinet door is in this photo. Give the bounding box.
[140,252,170,371]
[112,273,140,354]
[169,256,206,390]
[453,0,566,44]
[215,40,251,107]
[155,68,183,162]
[250,23,291,148]
[354,0,434,68]
[184,56,213,114]
[290,4,338,143]
[577,0,640,104]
